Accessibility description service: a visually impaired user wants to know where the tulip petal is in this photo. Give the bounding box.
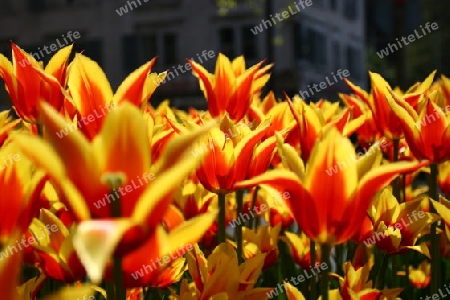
[38,102,102,197]
[165,211,218,254]
[132,126,214,225]
[113,57,157,107]
[97,103,149,188]
[305,128,358,238]
[73,219,134,284]
[44,44,73,84]
[189,59,218,116]
[352,161,430,227]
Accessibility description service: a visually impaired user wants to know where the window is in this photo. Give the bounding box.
[219,28,235,58]
[241,25,257,60]
[293,22,302,60]
[345,46,362,80]
[163,34,177,65]
[311,31,327,67]
[343,0,357,20]
[0,0,13,15]
[122,34,157,74]
[28,0,46,12]
[330,0,337,10]
[294,23,327,68]
[142,35,157,60]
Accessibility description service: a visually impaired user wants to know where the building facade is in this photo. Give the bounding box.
[0,0,366,110]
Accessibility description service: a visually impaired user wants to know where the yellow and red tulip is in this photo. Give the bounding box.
[189,53,271,122]
[236,127,429,246]
[0,43,72,124]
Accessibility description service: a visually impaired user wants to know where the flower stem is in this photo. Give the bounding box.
[235,189,244,264]
[218,193,226,244]
[114,256,126,300]
[429,163,441,294]
[375,252,388,290]
[309,241,316,300]
[250,186,260,230]
[392,138,400,200]
[320,244,330,300]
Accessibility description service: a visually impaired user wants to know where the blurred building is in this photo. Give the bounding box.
[0,0,366,110]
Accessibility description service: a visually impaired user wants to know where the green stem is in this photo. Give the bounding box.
[114,256,126,300]
[320,245,330,300]
[392,138,400,200]
[309,241,316,300]
[235,189,244,264]
[36,123,43,137]
[218,193,226,244]
[390,138,400,288]
[335,244,343,275]
[375,252,389,290]
[392,255,397,288]
[429,163,441,295]
[278,246,287,300]
[105,282,115,300]
[250,186,260,230]
[105,179,125,300]
[405,252,412,300]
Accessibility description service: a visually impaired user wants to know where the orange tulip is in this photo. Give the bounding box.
[386,89,450,163]
[28,209,86,282]
[0,42,72,123]
[64,53,162,140]
[236,127,429,246]
[171,243,272,299]
[407,261,431,288]
[11,102,217,259]
[169,115,276,193]
[189,53,271,122]
[0,143,46,244]
[333,261,403,300]
[367,189,439,255]
[345,71,435,140]
[285,95,365,161]
[281,231,320,270]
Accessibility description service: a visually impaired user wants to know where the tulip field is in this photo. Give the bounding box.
[1,42,450,299]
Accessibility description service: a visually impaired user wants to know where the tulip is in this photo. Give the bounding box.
[11,101,218,291]
[0,43,72,124]
[174,243,272,299]
[332,262,403,300]
[189,53,271,122]
[28,209,86,282]
[0,143,46,244]
[64,53,163,140]
[367,189,439,256]
[236,127,428,246]
[385,89,450,163]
